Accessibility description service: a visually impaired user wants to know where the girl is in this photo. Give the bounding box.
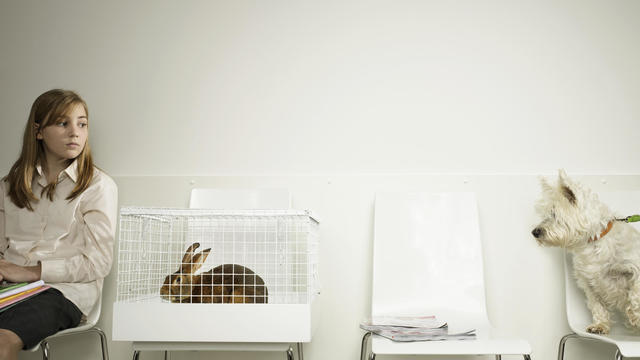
[0,89,117,360]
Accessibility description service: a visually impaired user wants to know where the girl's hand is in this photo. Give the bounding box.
[0,260,41,282]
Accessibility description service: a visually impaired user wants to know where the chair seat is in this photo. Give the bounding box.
[372,333,531,355]
[26,320,98,352]
[45,320,95,338]
[571,322,640,357]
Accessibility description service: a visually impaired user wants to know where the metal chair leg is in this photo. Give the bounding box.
[496,356,502,360]
[286,346,294,360]
[40,340,50,360]
[558,333,579,360]
[90,327,110,360]
[523,355,532,360]
[615,349,623,360]
[360,332,372,360]
[297,342,304,360]
[132,350,140,360]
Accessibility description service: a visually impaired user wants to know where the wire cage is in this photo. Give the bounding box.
[112,207,320,343]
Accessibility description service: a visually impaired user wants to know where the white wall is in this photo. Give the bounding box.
[1,1,640,359]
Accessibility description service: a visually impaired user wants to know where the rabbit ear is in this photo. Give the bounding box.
[179,243,201,274]
[181,243,200,266]
[191,248,211,273]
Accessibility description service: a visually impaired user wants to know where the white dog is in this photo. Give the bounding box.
[532,170,640,334]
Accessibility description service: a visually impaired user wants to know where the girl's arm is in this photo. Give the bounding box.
[0,182,39,282]
[0,260,40,282]
[40,174,118,283]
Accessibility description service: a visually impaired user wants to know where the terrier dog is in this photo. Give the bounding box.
[532,170,640,334]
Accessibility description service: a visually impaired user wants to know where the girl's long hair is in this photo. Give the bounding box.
[5,89,94,210]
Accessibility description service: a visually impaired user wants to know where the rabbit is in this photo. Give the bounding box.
[160,242,268,304]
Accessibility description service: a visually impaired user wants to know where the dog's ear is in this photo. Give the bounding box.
[539,176,553,193]
[558,169,570,185]
[557,169,577,205]
[561,184,577,205]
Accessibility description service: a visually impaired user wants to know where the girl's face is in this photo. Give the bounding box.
[37,103,88,163]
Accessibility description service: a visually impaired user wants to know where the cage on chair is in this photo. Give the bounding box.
[112,207,320,343]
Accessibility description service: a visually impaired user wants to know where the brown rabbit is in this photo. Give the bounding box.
[160,242,268,304]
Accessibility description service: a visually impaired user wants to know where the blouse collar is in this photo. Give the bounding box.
[35,159,79,186]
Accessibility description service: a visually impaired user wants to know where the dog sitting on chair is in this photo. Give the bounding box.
[532,170,640,334]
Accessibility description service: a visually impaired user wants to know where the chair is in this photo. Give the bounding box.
[558,192,640,360]
[131,187,303,360]
[361,192,531,360]
[27,295,109,360]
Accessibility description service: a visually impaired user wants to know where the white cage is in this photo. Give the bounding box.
[112,207,320,343]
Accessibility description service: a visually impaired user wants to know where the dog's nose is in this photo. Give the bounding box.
[532,228,543,238]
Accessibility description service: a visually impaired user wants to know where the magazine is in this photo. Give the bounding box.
[0,280,45,300]
[366,315,446,329]
[360,315,476,342]
[0,280,49,313]
[0,282,28,294]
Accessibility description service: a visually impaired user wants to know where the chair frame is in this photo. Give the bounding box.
[557,192,640,360]
[361,192,531,360]
[557,253,637,360]
[38,327,109,360]
[558,334,622,360]
[26,296,109,360]
[360,331,532,360]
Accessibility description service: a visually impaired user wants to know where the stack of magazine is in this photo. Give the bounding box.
[360,315,476,342]
[0,280,50,313]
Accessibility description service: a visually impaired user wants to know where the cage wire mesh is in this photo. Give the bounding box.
[116,208,319,305]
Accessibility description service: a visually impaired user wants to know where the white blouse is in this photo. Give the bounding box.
[0,161,118,315]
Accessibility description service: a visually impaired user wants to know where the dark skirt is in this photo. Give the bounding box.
[0,287,83,349]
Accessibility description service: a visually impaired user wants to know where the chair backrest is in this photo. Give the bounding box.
[565,191,640,335]
[85,293,102,327]
[189,188,291,209]
[372,192,489,330]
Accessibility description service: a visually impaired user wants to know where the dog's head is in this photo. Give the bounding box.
[532,169,613,248]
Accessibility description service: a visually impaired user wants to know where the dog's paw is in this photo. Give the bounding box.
[626,309,640,328]
[586,323,610,334]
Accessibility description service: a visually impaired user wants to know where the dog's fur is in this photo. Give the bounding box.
[532,170,640,334]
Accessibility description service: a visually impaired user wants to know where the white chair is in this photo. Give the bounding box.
[361,192,531,360]
[27,295,108,360]
[558,192,640,360]
[131,188,302,360]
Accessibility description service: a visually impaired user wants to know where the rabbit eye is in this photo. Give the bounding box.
[175,277,181,283]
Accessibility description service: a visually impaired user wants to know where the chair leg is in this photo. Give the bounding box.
[523,355,532,360]
[558,333,579,360]
[90,327,110,360]
[132,350,140,360]
[496,356,502,360]
[40,340,50,360]
[297,342,304,360]
[360,332,372,360]
[615,349,623,360]
[286,346,294,360]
